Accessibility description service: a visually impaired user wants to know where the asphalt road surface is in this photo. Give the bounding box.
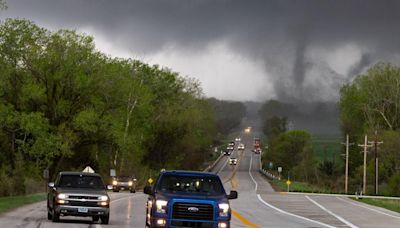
[1,131,400,227]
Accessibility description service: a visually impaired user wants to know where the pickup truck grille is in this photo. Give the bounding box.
[172,202,214,221]
[68,195,99,200]
[68,201,99,207]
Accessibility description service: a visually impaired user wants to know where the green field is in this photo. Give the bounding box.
[0,193,46,214]
[354,198,400,213]
[312,134,342,163]
[270,179,334,193]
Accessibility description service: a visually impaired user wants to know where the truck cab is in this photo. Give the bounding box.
[144,170,238,228]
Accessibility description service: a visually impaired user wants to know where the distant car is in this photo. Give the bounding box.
[224,150,232,156]
[235,137,241,142]
[112,176,137,193]
[47,172,110,224]
[226,146,234,151]
[238,143,245,150]
[229,158,238,165]
[254,148,261,154]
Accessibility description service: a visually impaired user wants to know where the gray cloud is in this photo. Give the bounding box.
[2,0,400,102]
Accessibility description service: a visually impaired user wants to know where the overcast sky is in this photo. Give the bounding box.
[1,0,400,102]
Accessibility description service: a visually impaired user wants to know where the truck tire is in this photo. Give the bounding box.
[52,208,60,222]
[92,216,100,222]
[101,214,109,224]
[47,211,52,220]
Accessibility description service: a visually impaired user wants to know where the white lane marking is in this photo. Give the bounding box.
[336,197,400,220]
[248,153,336,228]
[256,194,336,228]
[248,154,258,191]
[110,194,142,204]
[305,195,358,228]
[217,156,229,174]
[94,194,143,228]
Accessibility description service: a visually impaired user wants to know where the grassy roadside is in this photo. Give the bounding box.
[0,193,46,214]
[270,179,335,194]
[353,198,400,213]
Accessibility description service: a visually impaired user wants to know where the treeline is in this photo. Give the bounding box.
[261,63,400,196]
[339,63,400,196]
[0,19,243,196]
[207,98,246,137]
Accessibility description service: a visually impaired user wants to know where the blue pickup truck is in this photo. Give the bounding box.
[144,170,238,228]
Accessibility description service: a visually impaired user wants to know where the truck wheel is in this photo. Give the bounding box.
[113,189,119,192]
[92,216,100,222]
[47,211,52,220]
[130,189,136,193]
[101,214,109,224]
[52,208,60,222]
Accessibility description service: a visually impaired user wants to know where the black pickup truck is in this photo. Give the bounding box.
[144,170,238,228]
[47,172,110,224]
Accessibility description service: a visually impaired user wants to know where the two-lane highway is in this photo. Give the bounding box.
[1,131,400,227]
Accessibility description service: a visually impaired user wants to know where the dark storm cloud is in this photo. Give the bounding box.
[2,0,400,101]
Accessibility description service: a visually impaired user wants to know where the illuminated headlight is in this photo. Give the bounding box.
[112,180,118,185]
[156,200,168,213]
[218,203,230,217]
[100,195,109,201]
[157,218,166,226]
[57,193,66,199]
[128,181,133,186]
[218,222,228,228]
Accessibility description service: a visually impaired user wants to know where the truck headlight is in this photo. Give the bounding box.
[112,180,118,185]
[156,200,168,213]
[57,193,66,199]
[128,181,133,186]
[218,203,229,217]
[100,195,109,201]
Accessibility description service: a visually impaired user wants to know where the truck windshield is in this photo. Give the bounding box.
[157,174,224,195]
[58,175,105,189]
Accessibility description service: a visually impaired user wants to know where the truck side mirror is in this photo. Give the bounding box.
[227,190,238,199]
[48,182,55,188]
[144,185,154,195]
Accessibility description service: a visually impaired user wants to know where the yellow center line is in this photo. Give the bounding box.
[232,210,261,228]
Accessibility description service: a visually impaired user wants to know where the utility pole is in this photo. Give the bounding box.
[358,135,372,195]
[368,130,383,195]
[341,134,354,194]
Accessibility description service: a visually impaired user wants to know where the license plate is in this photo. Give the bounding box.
[121,187,125,190]
[78,207,88,213]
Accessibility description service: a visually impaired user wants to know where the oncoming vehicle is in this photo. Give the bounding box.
[229,158,237,165]
[238,143,245,150]
[144,170,238,228]
[47,172,110,224]
[223,150,232,156]
[112,176,137,193]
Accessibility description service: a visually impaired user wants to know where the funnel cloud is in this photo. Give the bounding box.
[2,0,400,102]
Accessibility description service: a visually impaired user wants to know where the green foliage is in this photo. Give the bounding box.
[339,63,400,195]
[0,19,218,195]
[263,115,287,139]
[207,98,246,136]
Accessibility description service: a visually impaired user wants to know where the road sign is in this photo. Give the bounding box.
[43,169,49,179]
[83,166,95,173]
[278,167,282,173]
[110,169,116,177]
[286,180,291,185]
[148,178,154,184]
[269,162,273,169]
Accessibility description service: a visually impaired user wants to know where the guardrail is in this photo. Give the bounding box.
[259,168,279,180]
[203,153,224,172]
[258,153,279,180]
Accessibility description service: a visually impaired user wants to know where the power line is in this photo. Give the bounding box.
[358,135,372,195]
[368,130,383,195]
[341,134,354,194]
